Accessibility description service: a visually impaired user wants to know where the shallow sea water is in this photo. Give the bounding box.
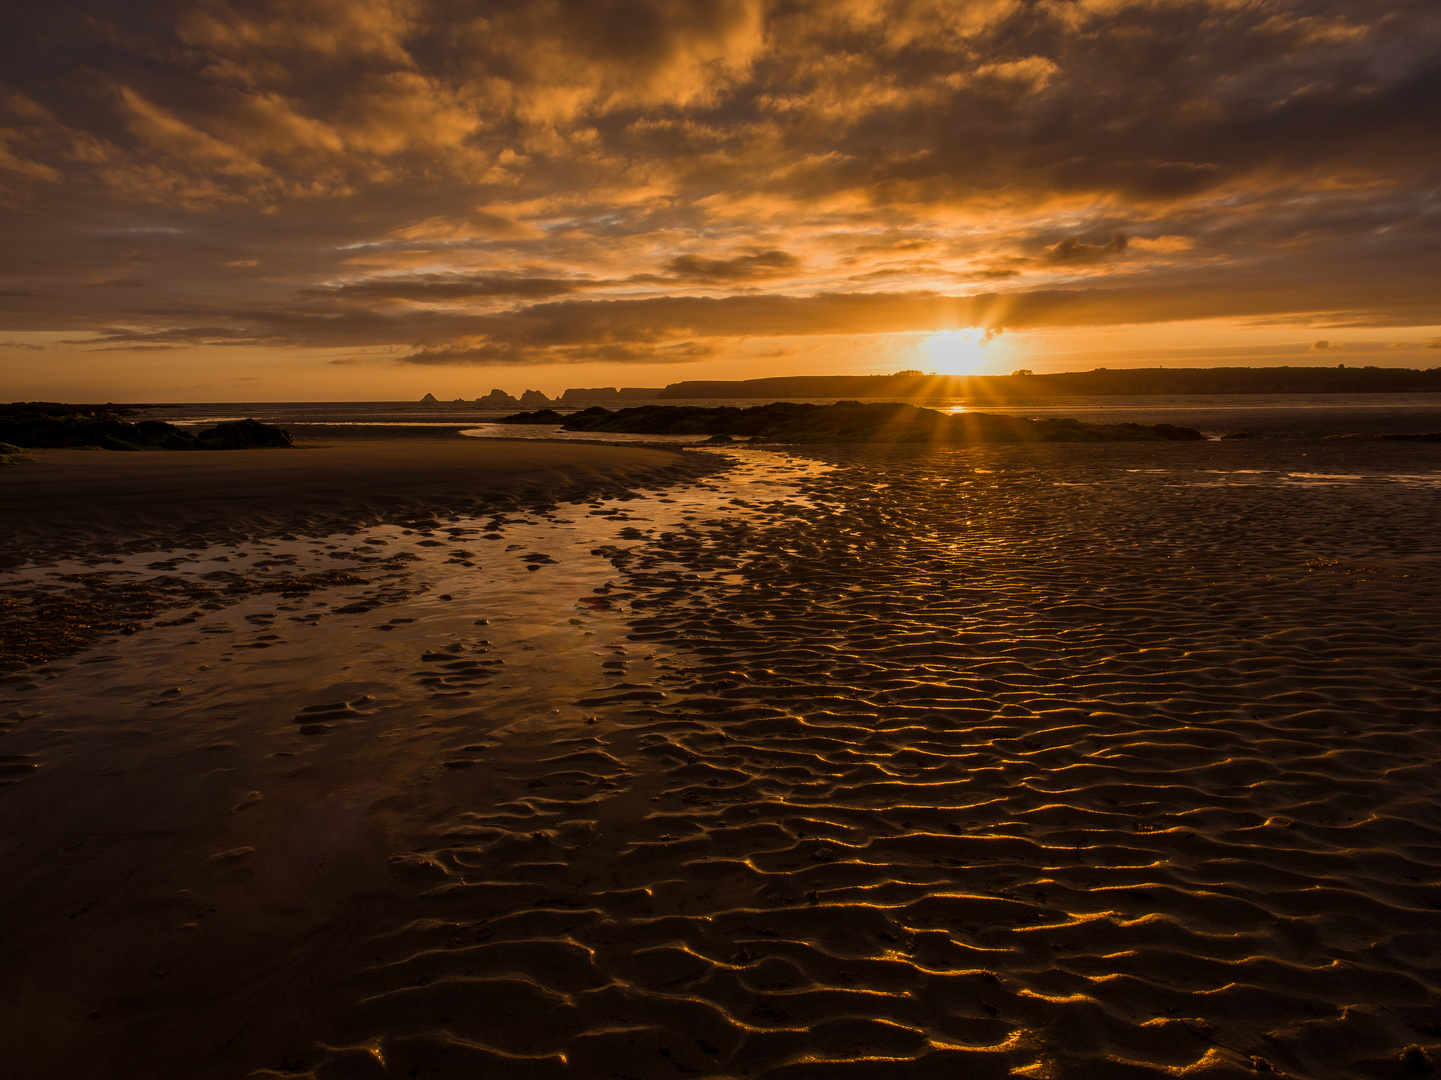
[139,392,1441,443]
[3,438,1441,1079]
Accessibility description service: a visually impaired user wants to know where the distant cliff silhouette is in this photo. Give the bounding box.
[658,367,1441,399]
[559,387,663,403]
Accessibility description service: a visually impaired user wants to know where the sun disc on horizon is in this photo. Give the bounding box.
[923,330,988,376]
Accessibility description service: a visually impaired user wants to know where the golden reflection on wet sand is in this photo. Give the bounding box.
[2,440,1440,1079]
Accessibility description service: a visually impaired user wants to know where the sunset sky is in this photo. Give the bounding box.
[3,0,1439,400]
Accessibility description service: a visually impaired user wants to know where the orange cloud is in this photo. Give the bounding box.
[1047,233,1130,265]
[1,0,1438,387]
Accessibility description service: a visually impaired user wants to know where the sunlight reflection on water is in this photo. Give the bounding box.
[1125,465,1439,487]
[0,448,836,737]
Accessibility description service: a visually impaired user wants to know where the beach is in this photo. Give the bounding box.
[3,429,1441,1078]
[0,435,718,557]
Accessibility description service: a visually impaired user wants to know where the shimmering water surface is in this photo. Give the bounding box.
[137,393,1441,442]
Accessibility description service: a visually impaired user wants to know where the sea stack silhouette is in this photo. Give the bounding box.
[476,389,519,406]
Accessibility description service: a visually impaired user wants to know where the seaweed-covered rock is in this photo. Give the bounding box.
[1146,423,1206,442]
[195,418,293,449]
[0,403,292,451]
[496,408,565,425]
[0,441,34,469]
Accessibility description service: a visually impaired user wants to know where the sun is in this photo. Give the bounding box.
[923,330,988,375]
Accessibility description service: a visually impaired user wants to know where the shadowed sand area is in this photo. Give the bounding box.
[2,436,1441,1078]
[0,437,714,555]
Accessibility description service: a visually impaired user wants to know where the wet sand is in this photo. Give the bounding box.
[2,437,1441,1078]
[0,436,715,556]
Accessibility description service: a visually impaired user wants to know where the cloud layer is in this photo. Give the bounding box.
[2,0,1439,376]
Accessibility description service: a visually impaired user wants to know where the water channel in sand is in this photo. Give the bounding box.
[0,448,832,1076]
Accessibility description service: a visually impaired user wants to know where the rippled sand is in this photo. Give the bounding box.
[3,439,1441,1079]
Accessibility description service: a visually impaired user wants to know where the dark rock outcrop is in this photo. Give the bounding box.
[0,403,293,451]
[499,409,564,425]
[194,418,294,449]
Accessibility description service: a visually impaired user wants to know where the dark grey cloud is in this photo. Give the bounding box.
[659,249,800,283]
[1047,233,1129,265]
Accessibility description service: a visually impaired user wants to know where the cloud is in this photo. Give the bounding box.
[1,0,1439,379]
[178,0,417,67]
[1129,235,1195,255]
[118,88,268,178]
[404,337,722,366]
[1047,233,1129,265]
[37,236,1441,364]
[379,265,1441,364]
[303,274,588,302]
[658,250,801,283]
[1311,339,1343,351]
[73,326,262,350]
[475,0,769,119]
[391,212,538,242]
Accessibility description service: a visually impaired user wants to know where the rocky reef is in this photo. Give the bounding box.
[499,400,1205,443]
[0,403,293,451]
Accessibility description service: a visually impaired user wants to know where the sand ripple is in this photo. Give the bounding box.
[5,440,1441,1078]
[261,442,1441,1078]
